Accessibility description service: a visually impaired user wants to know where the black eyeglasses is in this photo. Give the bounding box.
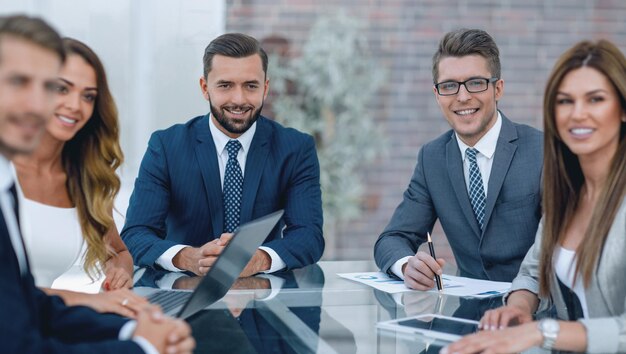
[434,77,499,96]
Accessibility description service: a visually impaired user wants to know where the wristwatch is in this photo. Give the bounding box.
[538,318,560,350]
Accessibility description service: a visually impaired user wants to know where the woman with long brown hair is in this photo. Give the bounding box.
[13,37,146,318]
[444,39,626,353]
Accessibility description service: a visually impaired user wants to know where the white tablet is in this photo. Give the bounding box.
[377,314,479,342]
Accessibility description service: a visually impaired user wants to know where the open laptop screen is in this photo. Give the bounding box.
[176,209,284,319]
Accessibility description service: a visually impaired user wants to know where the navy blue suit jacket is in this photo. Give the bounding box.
[122,115,324,270]
[0,204,141,353]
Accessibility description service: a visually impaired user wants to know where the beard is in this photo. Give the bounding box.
[0,112,47,157]
[210,100,263,136]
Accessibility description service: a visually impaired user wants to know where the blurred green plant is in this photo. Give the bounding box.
[269,13,387,226]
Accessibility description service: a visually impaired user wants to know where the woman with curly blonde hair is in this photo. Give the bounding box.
[13,37,146,318]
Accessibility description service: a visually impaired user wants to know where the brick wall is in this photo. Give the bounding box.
[225,0,626,264]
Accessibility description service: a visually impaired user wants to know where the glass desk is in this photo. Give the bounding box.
[57,261,545,353]
[128,261,510,354]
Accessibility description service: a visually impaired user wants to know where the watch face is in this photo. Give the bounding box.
[541,319,559,333]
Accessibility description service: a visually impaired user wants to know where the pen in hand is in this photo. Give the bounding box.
[427,232,443,292]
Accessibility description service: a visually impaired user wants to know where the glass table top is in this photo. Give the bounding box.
[129,260,509,354]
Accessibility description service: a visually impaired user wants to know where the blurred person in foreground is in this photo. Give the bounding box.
[445,39,626,354]
[0,14,193,353]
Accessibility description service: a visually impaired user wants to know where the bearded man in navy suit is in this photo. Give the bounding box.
[122,33,323,277]
[0,15,194,354]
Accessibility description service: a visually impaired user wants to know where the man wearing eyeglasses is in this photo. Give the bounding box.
[375,28,543,291]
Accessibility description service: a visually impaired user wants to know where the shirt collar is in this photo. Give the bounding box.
[208,113,257,155]
[456,111,502,160]
[0,154,13,192]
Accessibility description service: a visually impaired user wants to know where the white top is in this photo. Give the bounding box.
[155,114,286,274]
[11,165,84,287]
[391,112,503,279]
[554,246,589,318]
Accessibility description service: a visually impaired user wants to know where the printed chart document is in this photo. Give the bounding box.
[337,272,510,298]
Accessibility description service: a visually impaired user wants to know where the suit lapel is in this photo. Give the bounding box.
[240,118,271,223]
[194,115,224,234]
[446,135,482,238]
[481,115,518,234]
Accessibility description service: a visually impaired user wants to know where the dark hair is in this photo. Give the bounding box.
[62,38,123,279]
[540,39,626,296]
[432,28,500,83]
[0,14,65,63]
[202,33,268,78]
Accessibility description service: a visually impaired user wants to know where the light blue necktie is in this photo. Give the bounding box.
[223,140,243,233]
[466,148,486,231]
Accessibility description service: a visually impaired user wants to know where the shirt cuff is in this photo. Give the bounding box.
[119,320,136,340]
[156,244,190,272]
[255,274,285,301]
[133,336,159,354]
[391,256,412,280]
[119,320,159,354]
[259,246,286,273]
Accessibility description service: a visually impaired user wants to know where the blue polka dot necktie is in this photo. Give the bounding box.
[466,148,486,231]
[223,140,243,233]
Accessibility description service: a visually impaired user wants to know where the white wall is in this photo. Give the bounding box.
[0,0,225,227]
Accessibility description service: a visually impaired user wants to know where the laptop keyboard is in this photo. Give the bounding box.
[147,290,192,314]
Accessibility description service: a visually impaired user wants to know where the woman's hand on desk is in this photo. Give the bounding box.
[44,287,149,318]
[479,305,533,330]
[441,321,542,354]
[480,289,537,330]
[102,266,133,290]
[77,288,149,319]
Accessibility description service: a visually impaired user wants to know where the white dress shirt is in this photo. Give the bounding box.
[391,112,503,280]
[455,112,502,197]
[157,115,286,273]
[0,155,28,276]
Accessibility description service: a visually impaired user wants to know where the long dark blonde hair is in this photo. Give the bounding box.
[540,40,626,296]
[61,38,123,279]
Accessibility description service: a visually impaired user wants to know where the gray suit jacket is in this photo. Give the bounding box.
[510,201,626,353]
[374,113,543,281]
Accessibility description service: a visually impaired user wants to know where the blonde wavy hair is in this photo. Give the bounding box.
[61,38,124,279]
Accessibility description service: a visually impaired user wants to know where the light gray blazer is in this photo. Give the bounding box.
[510,200,626,353]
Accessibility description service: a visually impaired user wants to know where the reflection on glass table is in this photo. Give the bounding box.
[56,260,529,354]
[134,264,331,353]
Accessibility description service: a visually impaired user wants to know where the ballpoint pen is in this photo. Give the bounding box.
[427,232,443,292]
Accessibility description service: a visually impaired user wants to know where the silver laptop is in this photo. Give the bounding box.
[134,210,284,319]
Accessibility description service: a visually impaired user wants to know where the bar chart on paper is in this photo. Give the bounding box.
[337,272,510,298]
